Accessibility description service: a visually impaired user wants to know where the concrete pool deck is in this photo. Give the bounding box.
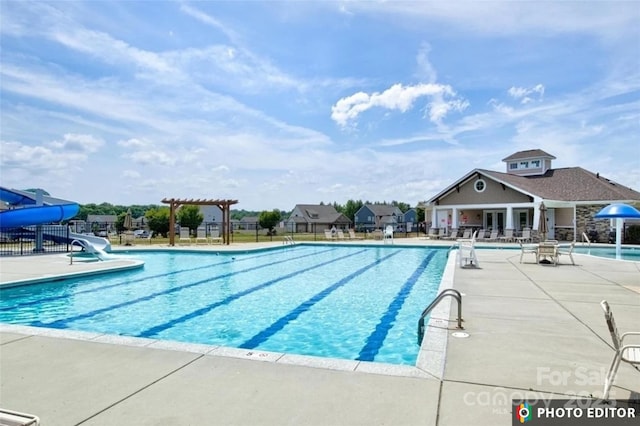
[1,240,639,425]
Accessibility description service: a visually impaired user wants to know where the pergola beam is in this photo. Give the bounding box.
[161,197,238,246]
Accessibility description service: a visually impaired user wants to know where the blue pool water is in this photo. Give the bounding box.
[0,245,448,365]
[573,246,640,261]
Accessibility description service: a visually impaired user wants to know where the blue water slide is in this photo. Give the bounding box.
[0,204,80,228]
[0,187,79,228]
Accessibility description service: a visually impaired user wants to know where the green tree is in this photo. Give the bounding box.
[145,207,171,237]
[343,199,364,223]
[177,205,204,233]
[258,209,281,235]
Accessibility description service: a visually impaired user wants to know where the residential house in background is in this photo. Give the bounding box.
[402,208,418,232]
[239,216,259,230]
[286,204,351,233]
[354,204,404,232]
[198,205,223,225]
[422,149,640,242]
[85,214,117,234]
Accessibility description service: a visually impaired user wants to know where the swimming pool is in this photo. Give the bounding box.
[573,245,640,261]
[0,245,449,365]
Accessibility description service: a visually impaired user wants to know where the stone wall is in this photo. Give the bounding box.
[576,205,611,243]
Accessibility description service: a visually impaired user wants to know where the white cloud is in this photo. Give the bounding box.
[508,84,545,104]
[118,138,151,148]
[331,83,466,128]
[128,150,176,167]
[49,133,104,153]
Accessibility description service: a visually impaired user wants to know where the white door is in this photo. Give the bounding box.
[547,209,555,239]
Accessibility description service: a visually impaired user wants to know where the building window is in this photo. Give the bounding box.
[520,161,529,168]
[510,162,518,170]
[474,179,487,193]
[531,160,540,168]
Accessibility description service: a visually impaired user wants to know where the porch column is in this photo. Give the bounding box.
[506,205,514,229]
[452,207,458,229]
[532,202,541,230]
[431,208,437,229]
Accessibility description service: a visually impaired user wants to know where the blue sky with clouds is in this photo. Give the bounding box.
[1,1,639,210]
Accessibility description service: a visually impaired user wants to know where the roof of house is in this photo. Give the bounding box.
[428,166,640,205]
[86,214,117,222]
[481,167,640,202]
[501,149,556,162]
[362,204,402,216]
[291,204,351,224]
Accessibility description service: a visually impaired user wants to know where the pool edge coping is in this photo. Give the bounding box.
[0,245,456,379]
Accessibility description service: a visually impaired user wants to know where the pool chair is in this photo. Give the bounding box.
[443,229,459,240]
[179,228,192,245]
[516,228,532,243]
[457,229,471,240]
[209,230,223,244]
[0,408,40,425]
[348,229,363,240]
[600,300,640,400]
[425,228,438,239]
[337,230,346,240]
[557,242,575,265]
[519,241,538,263]
[486,230,499,242]
[499,229,514,243]
[383,225,394,244]
[324,229,335,241]
[195,227,208,244]
[457,230,479,268]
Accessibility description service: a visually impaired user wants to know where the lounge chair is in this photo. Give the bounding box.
[426,228,438,239]
[600,300,640,400]
[348,229,363,240]
[457,229,471,240]
[179,228,192,245]
[443,229,459,240]
[499,229,514,242]
[0,408,40,426]
[209,230,223,244]
[337,230,346,240]
[486,230,499,241]
[196,227,208,244]
[516,228,532,243]
[519,241,538,263]
[475,229,487,240]
[557,242,575,265]
[324,229,335,240]
[383,225,394,244]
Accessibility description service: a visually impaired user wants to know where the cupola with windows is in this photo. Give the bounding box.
[502,149,556,176]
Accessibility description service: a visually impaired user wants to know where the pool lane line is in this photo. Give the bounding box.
[356,251,437,362]
[239,250,401,350]
[0,246,332,313]
[27,247,345,329]
[30,248,362,330]
[137,249,371,338]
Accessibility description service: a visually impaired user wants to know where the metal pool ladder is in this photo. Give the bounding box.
[417,289,463,345]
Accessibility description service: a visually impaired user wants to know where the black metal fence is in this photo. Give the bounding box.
[0,225,72,256]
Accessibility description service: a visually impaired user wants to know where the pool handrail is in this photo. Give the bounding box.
[417,288,463,345]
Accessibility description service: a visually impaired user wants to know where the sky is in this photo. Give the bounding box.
[1,1,639,211]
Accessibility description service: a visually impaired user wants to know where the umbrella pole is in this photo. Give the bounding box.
[615,218,622,260]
